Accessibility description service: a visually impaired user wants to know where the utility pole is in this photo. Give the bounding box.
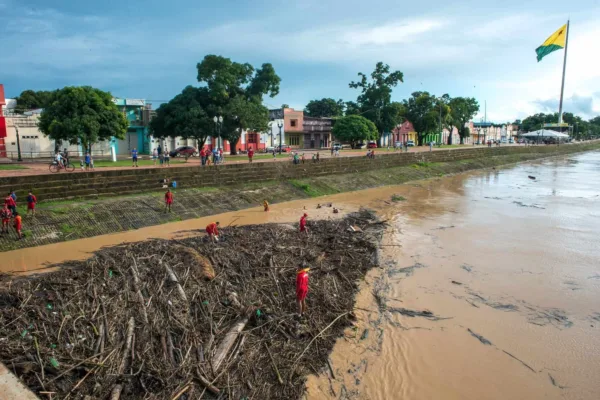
[15,126,23,162]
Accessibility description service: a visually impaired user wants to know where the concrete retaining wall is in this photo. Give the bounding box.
[1,143,598,201]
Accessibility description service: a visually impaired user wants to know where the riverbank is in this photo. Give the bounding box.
[1,144,599,252]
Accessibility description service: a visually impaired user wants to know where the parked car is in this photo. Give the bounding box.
[367,141,378,149]
[509,138,515,144]
[333,143,343,151]
[276,144,292,153]
[170,146,197,158]
[406,140,415,147]
[264,146,275,153]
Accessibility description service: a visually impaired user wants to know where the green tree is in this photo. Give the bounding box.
[38,86,127,152]
[304,98,345,117]
[332,115,378,148]
[196,55,280,154]
[344,101,361,116]
[349,62,404,145]
[149,86,213,154]
[281,104,290,109]
[14,90,55,113]
[448,97,479,144]
[402,92,440,145]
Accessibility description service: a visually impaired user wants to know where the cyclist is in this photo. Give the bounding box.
[55,152,64,169]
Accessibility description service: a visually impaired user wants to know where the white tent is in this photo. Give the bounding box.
[521,129,569,138]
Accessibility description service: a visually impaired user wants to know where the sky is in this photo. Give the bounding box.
[1,0,599,123]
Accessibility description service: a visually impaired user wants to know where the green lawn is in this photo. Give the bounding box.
[0,164,28,170]
[92,159,187,168]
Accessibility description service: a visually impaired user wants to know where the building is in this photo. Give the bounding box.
[471,122,516,143]
[113,98,152,155]
[392,121,418,145]
[283,107,304,148]
[0,84,6,157]
[303,116,332,149]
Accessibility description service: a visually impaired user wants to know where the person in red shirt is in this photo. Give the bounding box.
[26,192,37,216]
[164,189,174,212]
[299,213,308,234]
[206,221,220,242]
[1,204,12,234]
[5,192,17,216]
[13,211,22,240]
[247,147,254,163]
[296,264,309,317]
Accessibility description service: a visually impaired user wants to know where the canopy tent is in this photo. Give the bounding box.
[521,129,569,138]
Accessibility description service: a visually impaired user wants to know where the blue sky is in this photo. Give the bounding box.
[1,0,599,122]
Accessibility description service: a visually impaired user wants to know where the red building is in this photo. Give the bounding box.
[392,120,417,145]
[0,84,7,157]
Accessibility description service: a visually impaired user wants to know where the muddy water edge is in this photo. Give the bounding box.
[307,151,600,400]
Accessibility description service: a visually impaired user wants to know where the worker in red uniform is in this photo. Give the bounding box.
[296,263,310,317]
[299,213,308,234]
[247,147,254,163]
[1,204,12,234]
[26,192,37,216]
[164,188,174,212]
[263,200,270,212]
[206,221,220,242]
[13,211,22,240]
[5,192,17,216]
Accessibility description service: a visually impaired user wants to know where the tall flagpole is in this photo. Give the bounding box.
[558,20,570,124]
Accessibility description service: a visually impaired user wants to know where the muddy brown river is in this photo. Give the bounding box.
[2,151,599,399]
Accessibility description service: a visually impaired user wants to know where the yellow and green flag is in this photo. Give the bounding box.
[536,24,567,62]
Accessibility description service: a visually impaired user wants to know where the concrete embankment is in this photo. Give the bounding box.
[0,142,598,252]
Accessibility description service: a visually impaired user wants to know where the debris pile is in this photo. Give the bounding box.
[0,210,384,399]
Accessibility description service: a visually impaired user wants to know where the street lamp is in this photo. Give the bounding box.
[15,126,23,162]
[277,121,283,154]
[213,115,223,150]
[268,121,274,148]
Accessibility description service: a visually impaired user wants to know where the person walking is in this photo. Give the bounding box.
[13,211,22,240]
[219,148,224,164]
[152,148,158,166]
[429,141,433,152]
[301,153,306,164]
[296,263,310,317]
[263,200,270,212]
[299,212,308,234]
[131,148,139,167]
[85,152,92,170]
[200,147,206,166]
[164,148,170,167]
[272,148,276,161]
[316,152,320,162]
[248,147,254,163]
[26,192,37,216]
[1,204,11,234]
[5,192,16,216]
[164,188,174,212]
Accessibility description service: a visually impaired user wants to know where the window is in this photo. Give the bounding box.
[289,135,300,146]
[290,119,297,127]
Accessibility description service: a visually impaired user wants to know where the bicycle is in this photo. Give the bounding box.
[49,160,75,173]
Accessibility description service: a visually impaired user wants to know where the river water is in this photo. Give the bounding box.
[2,152,599,399]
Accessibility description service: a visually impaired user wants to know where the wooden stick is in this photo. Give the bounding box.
[33,336,44,381]
[130,257,149,324]
[70,350,116,393]
[170,382,191,400]
[212,317,249,373]
[163,263,188,302]
[195,369,221,395]
[265,343,283,385]
[118,317,135,374]
[110,384,122,400]
[48,350,109,383]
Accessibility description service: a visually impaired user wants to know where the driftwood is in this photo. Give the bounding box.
[212,317,249,373]
[172,244,215,280]
[130,257,149,324]
[163,263,188,302]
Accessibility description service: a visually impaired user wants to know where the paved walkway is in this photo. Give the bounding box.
[0,145,513,178]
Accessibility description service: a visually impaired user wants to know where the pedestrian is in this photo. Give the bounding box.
[296,263,309,317]
[157,144,162,157]
[299,212,308,234]
[26,192,37,216]
[164,148,170,167]
[293,152,300,165]
[153,148,158,166]
[316,152,320,162]
[212,148,218,164]
[10,190,17,203]
[206,221,220,242]
[429,142,433,152]
[272,148,276,160]
[13,211,22,240]
[301,153,305,164]
[263,200,270,212]
[5,192,16,216]
[219,148,224,164]
[85,152,92,170]
[312,153,316,163]
[159,152,164,167]
[1,204,11,234]
[131,148,139,167]
[164,188,174,212]
[248,147,254,163]
[200,147,206,166]
[331,147,334,156]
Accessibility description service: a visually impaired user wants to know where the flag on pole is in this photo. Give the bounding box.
[536,24,567,62]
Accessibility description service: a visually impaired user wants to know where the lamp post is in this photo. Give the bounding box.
[268,121,274,148]
[15,126,23,162]
[277,121,283,154]
[213,115,223,150]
